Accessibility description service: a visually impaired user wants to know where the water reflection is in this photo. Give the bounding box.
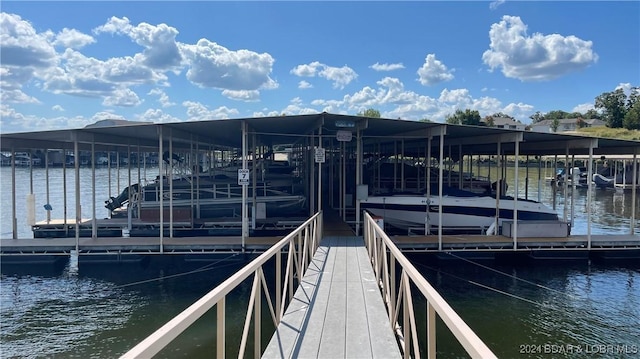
[409,254,640,358]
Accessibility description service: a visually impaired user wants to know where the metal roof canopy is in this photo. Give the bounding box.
[1,112,639,156]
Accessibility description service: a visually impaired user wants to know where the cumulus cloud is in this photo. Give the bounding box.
[40,49,166,99]
[298,80,313,89]
[102,88,142,107]
[53,28,95,49]
[52,105,65,112]
[94,16,182,70]
[482,15,598,81]
[181,39,277,95]
[0,13,57,68]
[291,61,358,89]
[221,89,260,101]
[370,62,405,71]
[417,54,454,86]
[183,101,239,121]
[290,61,322,77]
[1,103,98,132]
[137,108,181,123]
[148,88,175,107]
[0,12,57,104]
[1,89,40,104]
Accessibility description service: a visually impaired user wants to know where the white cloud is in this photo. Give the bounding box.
[52,105,65,112]
[417,54,454,86]
[221,89,260,101]
[489,0,505,10]
[41,49,166,98]
[0,12,57,104]
[1,89,40,104]
[102,88,142,107]
[298,80,313,89]
[183,100,239,121]
[370,62,405,71]
[482,15,598,81]
[0,13,57,69]
[290,61,323,77]
[1,103,98,132]
[54,28,95,49]
[291,61,358,89]
[136,108,181,123]
[319,65,358,89]
[180,39,277,95]
[94,16,182,70]
[148,88,175,107]
[573,103,595,114]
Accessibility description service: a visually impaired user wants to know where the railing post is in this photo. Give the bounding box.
[276,251,282,322]
[427,301,436,359]
[255,269,262,358]
[217,298,225,359]
[402,274,411,359]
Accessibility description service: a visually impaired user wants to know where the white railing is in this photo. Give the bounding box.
[363,211,496,359]
[121,212,323,359]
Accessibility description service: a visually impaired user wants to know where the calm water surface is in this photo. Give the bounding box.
[1,166,640,358]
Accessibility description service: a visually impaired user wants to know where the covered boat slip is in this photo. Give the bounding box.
[1,112,640,244]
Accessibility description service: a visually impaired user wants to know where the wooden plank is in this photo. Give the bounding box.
[345,238,373,358]
[264,236,402,359]
[261,243,329,358]
[356,242,402,358]
[316,237,347,358]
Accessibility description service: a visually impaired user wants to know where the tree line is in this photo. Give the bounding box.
[357,86,640,130]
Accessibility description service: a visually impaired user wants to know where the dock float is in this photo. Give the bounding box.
[262,236,400,358]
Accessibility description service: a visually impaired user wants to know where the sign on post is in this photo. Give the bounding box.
[315,147,326,163]
[238,168,250,185]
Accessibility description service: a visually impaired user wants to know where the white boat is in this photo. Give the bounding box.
[361,187,558,233]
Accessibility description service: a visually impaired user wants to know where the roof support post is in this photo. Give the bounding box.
[242,121,248,250]
[513,137,520,250]
[158,126,164,253]
[169,129,174,239]
[495,140,501,235]
[73,133,80,252]
[631,148,638,235]
[11,148,17,239]
[92,138,97,239]
[355,125,362,236]
[587,140,595,248]
[438,126,445,249]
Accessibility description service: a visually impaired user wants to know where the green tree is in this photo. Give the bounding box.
[551,118,560,132]
[595,88,627,128]
[357,108,381,118]
[419,117,432,123]
[584,109,601,120]
[576,117,587,129]
[623,100,640,130]
[546,110,572,120]
[445,109,482,126]
[529,111,545,123]
[489,112,514,119]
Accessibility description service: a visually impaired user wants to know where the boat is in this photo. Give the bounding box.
[106,174,306,221]
[105,151,307,222]
[361,186,559,234]
[593,165,639,189]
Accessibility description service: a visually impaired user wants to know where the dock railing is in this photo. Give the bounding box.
[121,211,322,359]
[364,211,497,359]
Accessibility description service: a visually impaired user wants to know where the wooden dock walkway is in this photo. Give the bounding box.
[262,236,400,358]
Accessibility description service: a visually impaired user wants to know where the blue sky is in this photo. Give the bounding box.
[1,1,638,133]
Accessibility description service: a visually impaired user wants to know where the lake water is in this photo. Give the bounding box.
[1,166,640,358]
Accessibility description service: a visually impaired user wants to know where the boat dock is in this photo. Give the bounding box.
[262,236,401,358]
